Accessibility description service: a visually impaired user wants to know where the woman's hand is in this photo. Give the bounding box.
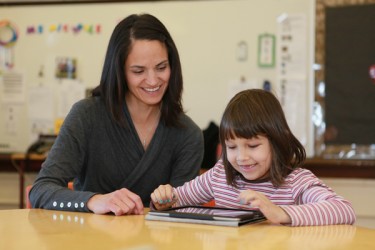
[87,188,144,216]
[238,189,291,225]
[151,184,177,210]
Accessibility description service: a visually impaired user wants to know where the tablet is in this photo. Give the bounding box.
[146,206,266,227]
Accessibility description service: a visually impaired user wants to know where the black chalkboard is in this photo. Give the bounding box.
[325,4,375,145]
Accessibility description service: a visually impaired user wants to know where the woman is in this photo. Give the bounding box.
[30,13,204,216]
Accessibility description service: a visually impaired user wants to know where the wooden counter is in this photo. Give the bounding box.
[0,153,46,208]
[303,158,375,179]
[0,153,45,172]
[0,153,16,172]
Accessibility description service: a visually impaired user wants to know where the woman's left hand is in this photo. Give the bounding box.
[238,189,291,224]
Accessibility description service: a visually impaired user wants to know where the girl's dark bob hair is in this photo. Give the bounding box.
[219,89,306,187]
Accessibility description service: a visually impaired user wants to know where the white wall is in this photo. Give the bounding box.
[0,0,315,155]
[321,178,375,229]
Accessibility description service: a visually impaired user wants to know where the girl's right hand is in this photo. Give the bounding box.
[238,189,291,224]
[151,184,177,210]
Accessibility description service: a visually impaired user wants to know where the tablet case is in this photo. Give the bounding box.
[145,206,266,227]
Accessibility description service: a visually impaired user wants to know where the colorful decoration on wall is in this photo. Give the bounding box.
[26,23,101,35]
[55,57,77,79]
[26,25,43,34]
[0,20,19,47]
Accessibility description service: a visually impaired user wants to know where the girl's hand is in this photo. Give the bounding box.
[151,184,177,210]
[87,188,144,216]
[238,189,291,224]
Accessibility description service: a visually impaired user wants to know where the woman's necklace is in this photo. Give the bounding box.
[136,110,161,149]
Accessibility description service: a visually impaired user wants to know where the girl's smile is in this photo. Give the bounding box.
[238,164,256,172]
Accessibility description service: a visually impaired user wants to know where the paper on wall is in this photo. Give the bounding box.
[0,72,26,104]
[28,85,55,142]
[56,79,85,119]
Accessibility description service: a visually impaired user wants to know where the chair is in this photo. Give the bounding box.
[203,200,215,207]
[25,181,73,209]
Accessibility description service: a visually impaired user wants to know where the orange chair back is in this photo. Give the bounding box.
[25,182,73,209]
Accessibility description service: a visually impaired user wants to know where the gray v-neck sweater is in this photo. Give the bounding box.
[30,97,204,212]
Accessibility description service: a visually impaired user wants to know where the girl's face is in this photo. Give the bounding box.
[225,135,272,181]
[125,39,170,106]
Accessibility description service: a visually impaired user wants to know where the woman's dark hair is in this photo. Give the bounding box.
[219,89,306,187]
[92,13,184,127]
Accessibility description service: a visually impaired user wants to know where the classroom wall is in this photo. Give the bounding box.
[0,0,315,155]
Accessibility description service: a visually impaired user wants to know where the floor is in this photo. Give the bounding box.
[0,203,18,210]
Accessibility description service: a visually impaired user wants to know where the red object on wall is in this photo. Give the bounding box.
[370,64,375,84]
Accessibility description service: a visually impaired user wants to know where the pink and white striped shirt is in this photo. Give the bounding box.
[174,160,356,226]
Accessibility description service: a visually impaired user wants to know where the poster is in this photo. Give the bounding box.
[276,13,308,146]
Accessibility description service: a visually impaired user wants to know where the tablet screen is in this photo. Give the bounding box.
[171,206,258,218]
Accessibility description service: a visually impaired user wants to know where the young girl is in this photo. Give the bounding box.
[151,89,356,226]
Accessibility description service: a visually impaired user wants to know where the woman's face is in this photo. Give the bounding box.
[225,135,272,181]
[125,39,170,106]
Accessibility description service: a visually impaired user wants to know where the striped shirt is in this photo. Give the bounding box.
[174,160,356,226]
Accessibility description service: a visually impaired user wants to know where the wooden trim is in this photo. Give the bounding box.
[314,0,375,155]
[0,0,166,7]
